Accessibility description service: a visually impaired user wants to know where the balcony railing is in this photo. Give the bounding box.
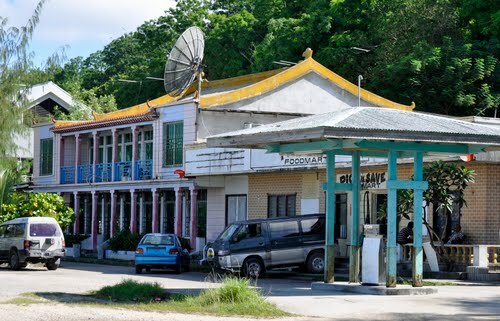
[134,160,153,180]
[60,166,75,184]
[77,164,93,183]
[60,160,153,184]
[115,161,132,181]
[95,163,113,183]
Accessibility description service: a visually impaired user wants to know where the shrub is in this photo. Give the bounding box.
[179,237,192,252]
[107,228,141,252]
[0,192,74,229]
[198,277,262,305]
[63,234,89,247]
[94,280,164,302]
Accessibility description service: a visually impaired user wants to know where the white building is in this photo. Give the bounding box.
[31,50,416,252]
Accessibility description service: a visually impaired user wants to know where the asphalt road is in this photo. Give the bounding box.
[0,262,498,321]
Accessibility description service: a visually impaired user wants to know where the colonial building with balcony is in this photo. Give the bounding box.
[32,50,436,254]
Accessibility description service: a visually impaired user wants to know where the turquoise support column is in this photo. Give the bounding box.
[386,150,398,287]
[412,151,424,287]
[325,151,336,283]
[349,151,360,283]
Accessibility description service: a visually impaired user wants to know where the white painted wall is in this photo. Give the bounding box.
[32,123,57,185]
[154,102,197,179]
[223,73,377,114]
[12,128,33,159]
[224,175,248,195]
[206,187,225,241]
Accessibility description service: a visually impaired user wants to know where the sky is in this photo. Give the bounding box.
[1,0,175,66]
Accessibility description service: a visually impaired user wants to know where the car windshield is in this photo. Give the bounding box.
[141,235,175,246]
[217,224,239,241]
[29,223,60,237]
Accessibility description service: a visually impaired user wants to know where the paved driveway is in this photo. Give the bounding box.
[0,262,498,320]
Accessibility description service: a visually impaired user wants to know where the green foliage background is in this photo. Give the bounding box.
[33,0,498,117]
[0,192,74,230]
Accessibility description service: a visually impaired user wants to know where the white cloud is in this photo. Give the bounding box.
[1,0,175,45]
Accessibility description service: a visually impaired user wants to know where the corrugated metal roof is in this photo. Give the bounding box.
[208,107,500,148]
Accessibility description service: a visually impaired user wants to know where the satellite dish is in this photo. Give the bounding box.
[164,26,205,97]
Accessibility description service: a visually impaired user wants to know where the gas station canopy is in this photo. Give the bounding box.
[208,107,500,152]
[207,107,500,288]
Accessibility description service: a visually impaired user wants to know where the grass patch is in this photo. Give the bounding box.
[93,280,165,302]
[91,277,288,317]
[5,278,290,317]
[2,293,46,305]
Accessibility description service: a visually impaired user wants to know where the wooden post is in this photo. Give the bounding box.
[412,151,424,287]
[386,150,398,287]
[349,151,361,283]
[324,151,336,283]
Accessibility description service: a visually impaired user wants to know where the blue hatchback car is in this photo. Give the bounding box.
[135,233,190,274]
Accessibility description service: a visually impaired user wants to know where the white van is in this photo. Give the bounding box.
[0,217,65,270]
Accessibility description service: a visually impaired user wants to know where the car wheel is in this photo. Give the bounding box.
[9,250,21,270]
[243,258,264,279]
[307,252,324,274]
[46,258,60,271]
[135,265,142,274]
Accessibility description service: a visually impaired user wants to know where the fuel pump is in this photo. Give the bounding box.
[361,224,386,285]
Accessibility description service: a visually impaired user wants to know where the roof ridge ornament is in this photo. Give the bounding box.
[302,48,313,59]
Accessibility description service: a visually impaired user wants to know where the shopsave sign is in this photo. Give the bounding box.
[337,172,387,189]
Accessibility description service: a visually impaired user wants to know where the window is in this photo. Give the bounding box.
[163,122,183,166]
[268,194,296,218]
[269,221,300,239]
[40,138,53,175]
[301,217,325,236]
[141,234,174,246]
[138,130,153,160]
[29,223,61,237]
[226,195,247,225]
[233,223,262,243]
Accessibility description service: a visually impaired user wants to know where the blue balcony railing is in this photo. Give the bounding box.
[114,161,132,181]
[60,166,75,184]
[58,160,153,184]
[134,160,153,180]
[77,164,93,183]
[95,163,112,183]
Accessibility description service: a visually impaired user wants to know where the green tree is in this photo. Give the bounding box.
[0,0,46,160]
[0,192,74,230]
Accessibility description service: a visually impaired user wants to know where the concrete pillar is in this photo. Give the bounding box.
[473,245,489,268]
[131,126,138,180]
[59,136,65,169]
[74,134,80,184]
[386,150,398,288]
[324,151,336,283]
[139,194,145,234]
[111,128,118,181]
[130,189,137,233]
[160,194,165,233]
[349,151,361,283]
[189,187,198,251]
[84,195,89,234]
[110,190,117,237]
[73,192,80,234]
[101,194,106,239]
[119,194,125,231]
[412,151,424,287]
[152,188,159,233]
[91,191,98,250]
[92,131,99,183]
[174,187,183,236]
